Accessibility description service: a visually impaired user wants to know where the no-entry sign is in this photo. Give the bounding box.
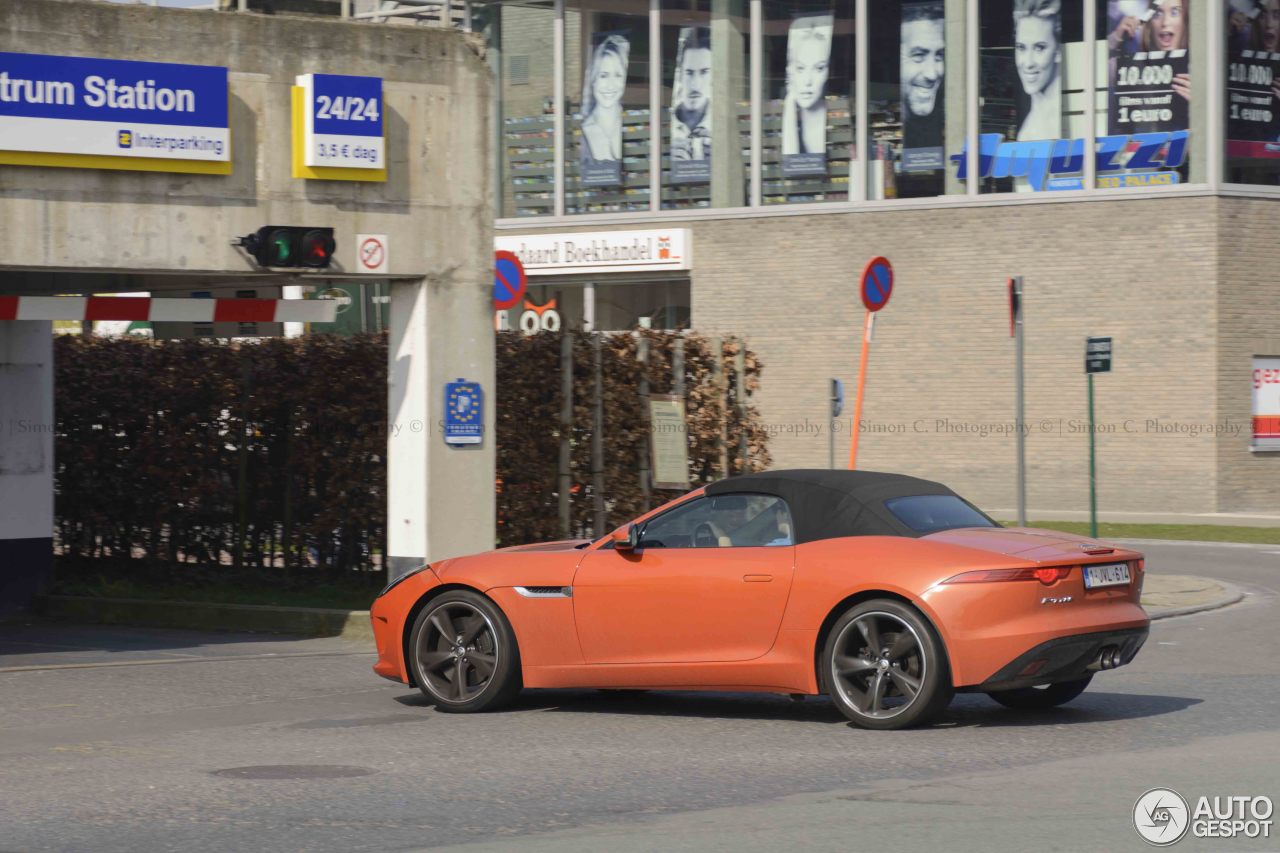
[861,257,894,312]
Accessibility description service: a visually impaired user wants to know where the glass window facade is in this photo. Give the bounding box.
[485,0,1275,219]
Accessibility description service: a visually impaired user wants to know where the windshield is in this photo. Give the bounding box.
[884,495,999,534]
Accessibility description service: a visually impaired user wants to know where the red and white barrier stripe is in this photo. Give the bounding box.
[0,296,337,324]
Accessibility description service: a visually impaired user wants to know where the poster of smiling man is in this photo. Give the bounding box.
[1225,0,1280,159]
[781,14,834,177]
[670,26,713,184]
[578,31,630,187]
[900,1,946,172]
[1106,0,1191,136]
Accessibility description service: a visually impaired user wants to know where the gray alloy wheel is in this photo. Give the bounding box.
[823,599,953,730]
[409,590,521,712]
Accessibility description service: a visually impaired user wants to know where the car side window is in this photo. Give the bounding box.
[639,494,794,549]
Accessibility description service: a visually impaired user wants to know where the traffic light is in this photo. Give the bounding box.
[240,226,335,269]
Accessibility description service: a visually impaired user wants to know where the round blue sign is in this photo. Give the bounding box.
[494,250,527,311]
[861,257,894,313]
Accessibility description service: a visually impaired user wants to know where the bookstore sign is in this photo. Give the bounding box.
[494,229,692,277]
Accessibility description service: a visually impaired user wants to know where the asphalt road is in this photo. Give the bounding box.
[0,541,1276,853]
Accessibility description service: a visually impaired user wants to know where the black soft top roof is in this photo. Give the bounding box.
[703,469,966,543]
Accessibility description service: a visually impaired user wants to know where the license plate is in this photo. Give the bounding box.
[1083,562,1131,589]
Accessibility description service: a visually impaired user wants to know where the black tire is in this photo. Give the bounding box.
[986,674,1093,710]
[408,589,522,713]
[822,599,953,730]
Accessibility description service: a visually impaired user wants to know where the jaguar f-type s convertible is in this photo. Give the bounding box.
[370,470,1149,729]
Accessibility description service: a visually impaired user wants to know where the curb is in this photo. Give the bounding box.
[35,595,373,643]
[1145,579,1246,621]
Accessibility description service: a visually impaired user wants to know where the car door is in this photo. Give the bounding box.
[571,493,796,664]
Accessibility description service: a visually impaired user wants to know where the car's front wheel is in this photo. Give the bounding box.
[822,599,953,730]
[986,675,1093,710]
[408,590,522,713]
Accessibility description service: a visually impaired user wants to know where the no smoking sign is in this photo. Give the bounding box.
[357,233,388,274]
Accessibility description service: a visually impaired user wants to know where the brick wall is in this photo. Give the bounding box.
[1217,196,1280,513]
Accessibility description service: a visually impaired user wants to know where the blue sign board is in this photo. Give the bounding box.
[444,379,484,446]
[297,73,384,169]
[861,257,894,313]
[950,131,1189,192]
[0,51,229,163]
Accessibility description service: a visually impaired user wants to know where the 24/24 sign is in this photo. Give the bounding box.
[297,73,384,170]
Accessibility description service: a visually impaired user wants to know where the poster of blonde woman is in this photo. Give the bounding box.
[781,14,833,177]
[1107,0,1190,135]
[578,32,630,187]
[1012,0,1063,142]
[670,25,712,184]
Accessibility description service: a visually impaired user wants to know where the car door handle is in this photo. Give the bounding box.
[743,574,773,583]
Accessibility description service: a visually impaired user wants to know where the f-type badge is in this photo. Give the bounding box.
[1041,595,1074,605]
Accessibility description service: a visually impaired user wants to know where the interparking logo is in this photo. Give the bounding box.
[1134,788,1190,846]
[117,130,133,149]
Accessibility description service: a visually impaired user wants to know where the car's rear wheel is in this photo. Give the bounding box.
[409,590,521,713]
[822,599,953,730]
[986,674,1093,710]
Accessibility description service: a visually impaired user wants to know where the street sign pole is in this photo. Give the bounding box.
[850,257,893,470]
[1088,371,1097,539]
[1084,336,1112,539]
[849,311,872,469]
[829,378,844,470]
[1011,277,1026,527]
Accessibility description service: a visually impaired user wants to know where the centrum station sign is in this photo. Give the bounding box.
[0,51,229,174]
[494,229,692,276]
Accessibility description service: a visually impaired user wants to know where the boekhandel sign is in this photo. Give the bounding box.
[494,230,692,277]
[0,51,229,174]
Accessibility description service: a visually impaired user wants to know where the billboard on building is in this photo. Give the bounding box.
[781,14,833,177]
[1011,0,1063,144]
[1106,0,1191,136]
[1226,0,1280,159]
[670,26,712,184]
[899,2,946,172]
[579,31,630,187]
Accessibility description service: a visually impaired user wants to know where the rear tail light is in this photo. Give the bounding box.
[943,566,1073,586]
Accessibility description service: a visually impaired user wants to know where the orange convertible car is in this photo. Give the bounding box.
[370,470,1149,729]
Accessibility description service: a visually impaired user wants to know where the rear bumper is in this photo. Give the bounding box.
[963,626,1149,692]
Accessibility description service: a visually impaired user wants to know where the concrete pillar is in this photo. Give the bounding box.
[0,321,54,615]
[711,0,746,208]
[943,0,967,196]
[387,278,496,579]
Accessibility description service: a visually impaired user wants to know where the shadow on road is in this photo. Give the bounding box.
[394,687,1203,728]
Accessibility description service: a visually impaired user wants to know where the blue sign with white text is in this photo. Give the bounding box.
[444,380,484,446]
[0,51,229,163]
[298,73,384,170]
[309,73,382,138]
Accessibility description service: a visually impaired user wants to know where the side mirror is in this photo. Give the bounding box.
[612,524,640,552]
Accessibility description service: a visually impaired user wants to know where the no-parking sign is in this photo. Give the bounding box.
[861,257,894,312]
[494,250,527,311]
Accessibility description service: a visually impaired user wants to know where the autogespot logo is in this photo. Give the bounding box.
[1134,788,1190,846]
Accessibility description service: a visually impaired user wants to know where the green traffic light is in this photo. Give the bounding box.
[270,232,293,266]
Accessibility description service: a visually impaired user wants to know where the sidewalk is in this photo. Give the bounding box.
[1141,573,1245,620]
